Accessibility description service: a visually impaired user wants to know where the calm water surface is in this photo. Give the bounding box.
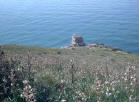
[0,0,139,53]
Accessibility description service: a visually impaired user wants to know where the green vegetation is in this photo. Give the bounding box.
[0,45,139,102]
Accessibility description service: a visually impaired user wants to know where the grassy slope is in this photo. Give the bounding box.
[1,44,139,71]
[2,44,139,60]
[1,44,139,101]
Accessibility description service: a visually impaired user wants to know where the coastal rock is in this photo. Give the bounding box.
[71,35,85,46]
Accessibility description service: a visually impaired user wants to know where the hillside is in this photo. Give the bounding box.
[0,44,139,102]
[2,44,139,69]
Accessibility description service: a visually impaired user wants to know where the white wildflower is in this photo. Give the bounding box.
[61,99,66,102]
[23,80,29,84]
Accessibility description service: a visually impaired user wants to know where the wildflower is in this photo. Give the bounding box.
[131,76,134,79]
[106,87,109,92]
[20,94,23,98]
[61,99,66,102]
[125,87,128,90]
[112,87,115,91]
[61,79,64,84]
[133,78,136,82]
[106,92,111,97]
[2,77,7,83]
[130,82,133,85]
[17,67,22,71]
[105,81,109,84]
[129,95,133,101]
[75,90,87,101]
[124,77,128,81]
[23,80,29,84]
[21,80,36,102]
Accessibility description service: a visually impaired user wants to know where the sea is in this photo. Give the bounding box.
[0,0,139,53]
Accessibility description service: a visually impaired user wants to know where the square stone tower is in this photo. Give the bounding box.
[71,34,85,46]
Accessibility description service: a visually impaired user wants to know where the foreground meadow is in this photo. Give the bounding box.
[0,45,139,102]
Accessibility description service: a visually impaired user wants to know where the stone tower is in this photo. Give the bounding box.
[71,34,85,46]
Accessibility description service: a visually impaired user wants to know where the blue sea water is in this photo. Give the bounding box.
[0,0,139,53]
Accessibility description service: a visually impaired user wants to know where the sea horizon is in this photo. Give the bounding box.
[0,0,139,53]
